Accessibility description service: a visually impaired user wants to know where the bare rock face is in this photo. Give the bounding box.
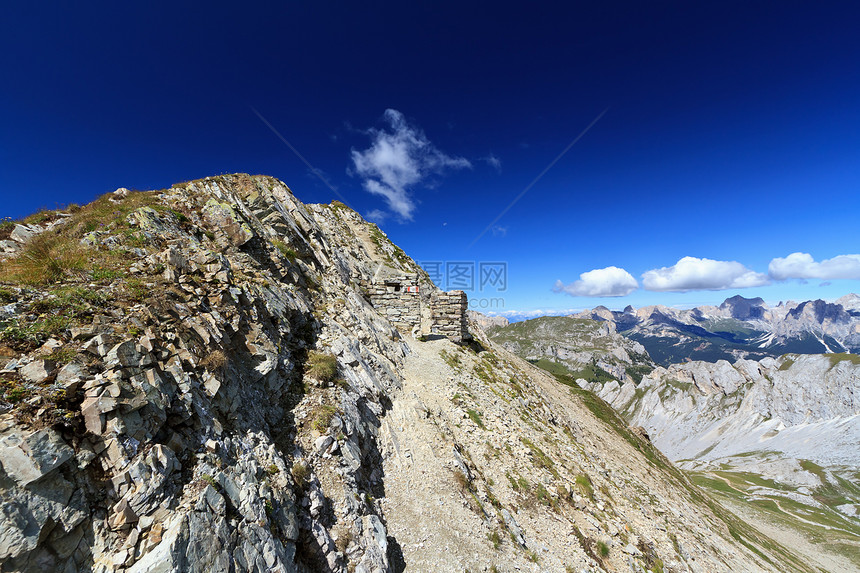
[596,354,860,466]
[0,426,74,486]
[18,359,55,384]
[0,175,418,573]
[0,174,801,572]
[592,353,860,572]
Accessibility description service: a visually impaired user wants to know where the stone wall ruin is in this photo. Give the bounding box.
[362,273,469,343]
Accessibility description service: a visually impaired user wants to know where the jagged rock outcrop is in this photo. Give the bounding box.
[0,175,424,572]
[0,217,72,258]
[0,174,815,572]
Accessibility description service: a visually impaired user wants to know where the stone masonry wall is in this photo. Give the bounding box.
[363,275,469,343]
[363,274,421,333]
[429,290,469,343]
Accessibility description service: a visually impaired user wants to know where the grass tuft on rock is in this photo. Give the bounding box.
[291,461,310,489]
[306,351,338,382]
[0,233,89,285]
[311,404,338,432]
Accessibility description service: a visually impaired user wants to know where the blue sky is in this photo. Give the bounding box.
[3,2,859,316]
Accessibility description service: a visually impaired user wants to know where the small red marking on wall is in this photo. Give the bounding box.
[405,286,419,293]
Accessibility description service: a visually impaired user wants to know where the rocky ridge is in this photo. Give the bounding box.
[0,174,814,572]
[486,316,655,386]
[0,175,423,572]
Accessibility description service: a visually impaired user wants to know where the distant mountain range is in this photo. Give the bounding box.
[572,294,860,366]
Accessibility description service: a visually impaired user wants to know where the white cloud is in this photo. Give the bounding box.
[351,109,471,220]
[482,153,502,171]
[365,209,389,224]
[768,252,860,280]
[553,266,639,297]
[642,256,769,292]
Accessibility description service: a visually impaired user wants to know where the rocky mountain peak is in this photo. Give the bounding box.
[837,293,860,312]
[719,294,766,320]
[787,298,851,324]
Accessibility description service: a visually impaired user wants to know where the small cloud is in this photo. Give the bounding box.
[642,256,769,292]
[768,252,860,280]
[365,209,389,224]
[491,225,507,237]
[482,153,502,172]
[820,281,832,287]
[553,266,639,297]
[350,109,471,221]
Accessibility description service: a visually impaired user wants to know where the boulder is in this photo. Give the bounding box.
[106,341,153,369]
[9,224,37,244]
[83,333,115,357]
[19,359,55,384]
[0,428,74,486]
[0,239,21,253]
[109,498,139,530]
[56,362,89,391]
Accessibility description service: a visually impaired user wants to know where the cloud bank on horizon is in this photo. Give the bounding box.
[350,109,470,221]
[555,252,860,297]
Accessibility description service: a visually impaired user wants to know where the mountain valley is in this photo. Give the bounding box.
[486,310,860,572]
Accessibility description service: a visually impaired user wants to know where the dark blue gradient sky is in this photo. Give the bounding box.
[3,2,859,313]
